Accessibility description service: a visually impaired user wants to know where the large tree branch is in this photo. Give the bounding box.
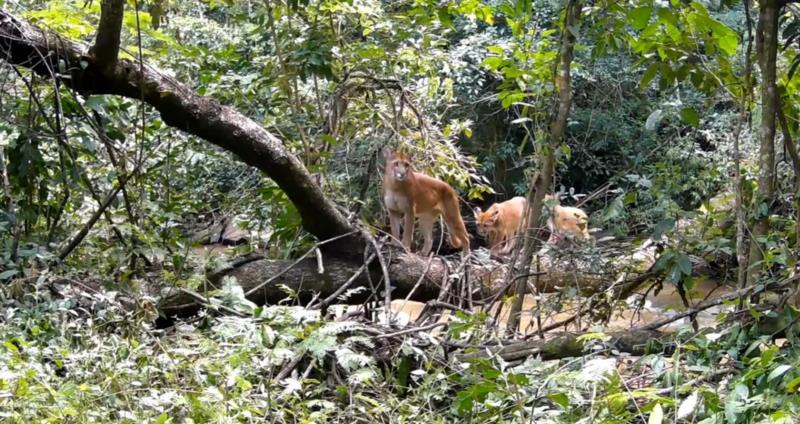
[90,0,125,70]
[0,9,361,253]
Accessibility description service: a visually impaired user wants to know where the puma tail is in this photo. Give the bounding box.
[442,190,470,253]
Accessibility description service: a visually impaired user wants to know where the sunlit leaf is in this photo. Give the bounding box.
[648,403,664,424]
[628,6,652,30]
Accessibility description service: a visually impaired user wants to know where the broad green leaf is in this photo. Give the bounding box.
[0,269,18,280]
[667,264,682,283]
[652,218,675,240]
[690,71,704,90]
[710,21,738,56]
[680,107,700,127]
[657,8,678,27]
[640,62,659,88]
[786,375,800,392]
[482,56,504,70]
[677,254,692,276]
[628,6,652,30]
[548,392,570,408]
[768,364,792,382]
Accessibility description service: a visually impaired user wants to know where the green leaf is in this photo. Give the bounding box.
[0,269,18,280]
[710,21,738,56]
[667,264,682,283]
[640,62,659,88]
[547,392,569,408]
[628,6,652,30]
[482,56,504,70]
[680,107,700,127]
[768,364,792,382]
[677,254,692,276]
[652,218,675,240]
[657,8,678,27]
[690,71,704,90]
[85,96,106,112]
[786,375,800,392]
[648,403,664,424]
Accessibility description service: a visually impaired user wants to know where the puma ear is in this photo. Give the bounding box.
[382,147,393,161]
[473,207,482,218]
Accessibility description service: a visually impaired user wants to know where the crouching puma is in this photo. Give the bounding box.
[543,194,591,244]
[382,150,470,256]
[474,196,527,255]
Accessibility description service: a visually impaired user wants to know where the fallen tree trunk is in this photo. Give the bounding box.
[457,329,668,362]
[158,242,668,317]
[160,251,491,317]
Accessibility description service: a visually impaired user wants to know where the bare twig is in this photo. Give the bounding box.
[58,179,127,261]
[637,283,766,331]
[652,368,732,396]
[360,229,392,323]
[176,287,248,318]
[375,322,446,339]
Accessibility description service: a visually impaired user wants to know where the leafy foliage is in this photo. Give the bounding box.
[1,0,800,422]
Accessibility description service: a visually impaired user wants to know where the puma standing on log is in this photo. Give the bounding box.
[382,150,471,256]
[474,196,527,255]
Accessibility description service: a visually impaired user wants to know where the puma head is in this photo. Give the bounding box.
[387,151,412,181]
[474,206,500,236]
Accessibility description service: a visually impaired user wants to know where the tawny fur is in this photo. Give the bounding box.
[473,196,527,255]
[543,194,591,244]
[382,151,470,256]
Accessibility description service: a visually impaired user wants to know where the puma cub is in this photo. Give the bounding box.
[543,194,591,244]
[474,196,527,255]
[382,150,470,256]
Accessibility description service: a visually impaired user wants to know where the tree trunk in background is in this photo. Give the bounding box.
[747,0,779,286]
[776,104,800,248]
[735,0,753,297]
[0,9,362,255]
[507,0,581,333]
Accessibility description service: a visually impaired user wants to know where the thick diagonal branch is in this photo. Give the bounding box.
[0,8,361,254]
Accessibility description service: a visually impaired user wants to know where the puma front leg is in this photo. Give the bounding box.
[402,210,415,250]
[500,234,516,255]
[417,214,436,256]
[388,210,403,245]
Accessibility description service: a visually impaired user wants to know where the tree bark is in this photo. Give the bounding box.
[776,102,800,247]
[157,247,658,317]
[154,236,693,319]
[747,0,779,284]
[735,0,753,299]
[90,0,125,71]
[457,329,667,362]
[0,8,361,254]
[508,0,581,333]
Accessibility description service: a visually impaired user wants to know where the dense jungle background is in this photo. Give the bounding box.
[2,0,800,422]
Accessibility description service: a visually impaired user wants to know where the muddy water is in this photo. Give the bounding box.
[388,278,733,333]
